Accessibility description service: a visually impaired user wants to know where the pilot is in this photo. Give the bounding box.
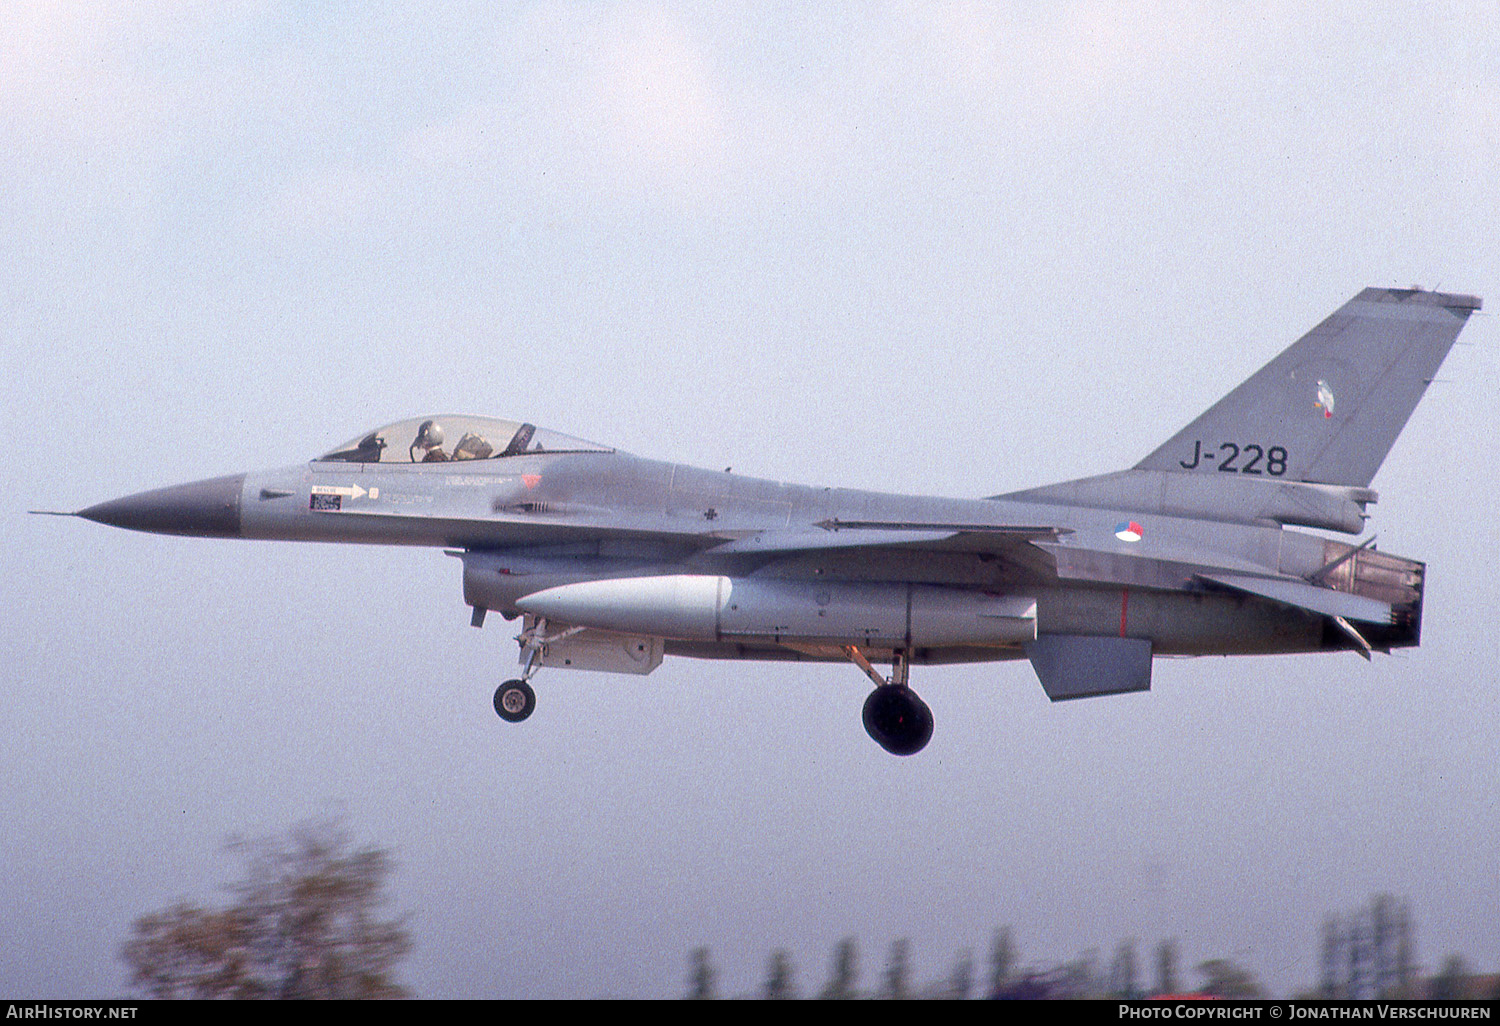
[411,420,449,462]
[452,432,494,460]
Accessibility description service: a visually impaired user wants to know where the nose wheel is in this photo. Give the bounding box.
[493,616,566,723]
[493,679,536,722]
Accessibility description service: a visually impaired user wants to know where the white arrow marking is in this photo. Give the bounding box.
[310,484,368,500]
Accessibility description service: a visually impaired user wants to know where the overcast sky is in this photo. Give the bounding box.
[3,1,1497,999]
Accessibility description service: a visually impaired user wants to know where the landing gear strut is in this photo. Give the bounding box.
[492,617,591,724]
[844,646,933,756]
[491,616,560,724]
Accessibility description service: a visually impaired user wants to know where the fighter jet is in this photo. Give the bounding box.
[55,287,1480,755]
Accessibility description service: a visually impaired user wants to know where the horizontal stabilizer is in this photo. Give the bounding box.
[1026,634,1152,701]
[1200,572,1391,624]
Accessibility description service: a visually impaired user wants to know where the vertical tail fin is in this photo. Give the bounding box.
[1134,288,1480,487]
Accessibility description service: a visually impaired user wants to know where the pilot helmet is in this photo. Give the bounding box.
[414,420,445,451]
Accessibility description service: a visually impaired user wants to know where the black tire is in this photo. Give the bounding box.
[861,685,934,756]
[493,679,536,723]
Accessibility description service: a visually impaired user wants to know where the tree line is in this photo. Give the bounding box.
[118,822,1492,999]
[686,930,1265,1000]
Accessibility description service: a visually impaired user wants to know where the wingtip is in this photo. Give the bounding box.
[1370,286,1482,312]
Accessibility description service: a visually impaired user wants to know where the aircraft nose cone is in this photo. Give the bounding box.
[78,473,246,538]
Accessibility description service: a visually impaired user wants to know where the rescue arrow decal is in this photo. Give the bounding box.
[309,483,378,512]
[311,484,370,500]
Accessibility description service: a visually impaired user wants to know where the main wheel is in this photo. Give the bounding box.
[493,679,536,723]
[862,685,934,756]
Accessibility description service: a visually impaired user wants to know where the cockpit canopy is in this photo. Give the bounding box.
[317,415,614,464]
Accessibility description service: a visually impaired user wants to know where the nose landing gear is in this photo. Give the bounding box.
[491,617,571,724]
[844,646,933,756]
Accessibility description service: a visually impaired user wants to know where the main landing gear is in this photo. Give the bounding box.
[844,646,933,756]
